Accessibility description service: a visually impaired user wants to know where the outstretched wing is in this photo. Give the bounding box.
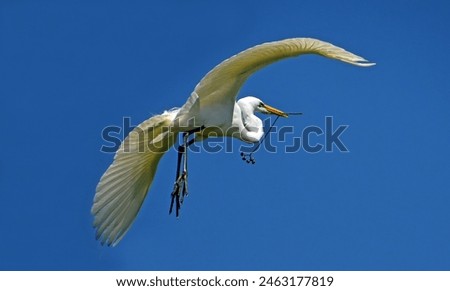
[91,109,179,246]
[178,38,374,118]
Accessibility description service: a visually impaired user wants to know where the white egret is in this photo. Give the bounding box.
[92,38,374,246]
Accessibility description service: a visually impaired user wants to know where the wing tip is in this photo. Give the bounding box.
[94,228,122,247]
[354,61,376,67]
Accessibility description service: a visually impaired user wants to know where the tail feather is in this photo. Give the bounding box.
[91,110,179,246]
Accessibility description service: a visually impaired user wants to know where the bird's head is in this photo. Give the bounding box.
[238,96,288,117]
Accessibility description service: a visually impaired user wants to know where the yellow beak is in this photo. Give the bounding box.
[263,104,288,117]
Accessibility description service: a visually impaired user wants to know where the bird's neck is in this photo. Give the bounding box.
[236,104,263,143]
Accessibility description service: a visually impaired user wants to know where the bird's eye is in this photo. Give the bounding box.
[259,102,264,107]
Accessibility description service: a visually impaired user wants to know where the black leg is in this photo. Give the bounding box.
[169,126,204,217]
[169,133,187,215]
[181,132,191,201]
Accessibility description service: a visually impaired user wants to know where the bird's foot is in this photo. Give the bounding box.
[169,171,188,217]
[240,152,256,164]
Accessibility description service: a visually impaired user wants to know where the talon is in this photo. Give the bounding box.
[169,182,180,214]
[176,195,180,217]
[182,181,188,198]
[169,171,189,215]
[169,197,175,214]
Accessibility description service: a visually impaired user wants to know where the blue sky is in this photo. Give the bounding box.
[1,1,449,270]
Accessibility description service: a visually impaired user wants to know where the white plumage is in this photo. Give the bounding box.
[92,38,374,246]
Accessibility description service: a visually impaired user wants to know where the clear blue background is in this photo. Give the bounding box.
[1,1,449,270]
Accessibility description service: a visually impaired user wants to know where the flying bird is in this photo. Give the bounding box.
[92,38,374,246]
